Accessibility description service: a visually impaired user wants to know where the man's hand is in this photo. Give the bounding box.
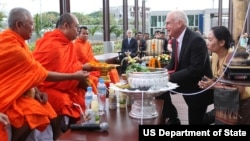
[34,87,48,104]
[73,70,90,81]
[82,63,92,71]
[0,113,10,128]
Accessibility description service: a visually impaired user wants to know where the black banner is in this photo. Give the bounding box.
[139,125,249,140]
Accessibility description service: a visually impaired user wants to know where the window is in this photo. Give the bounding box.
[188,15,194,26]
[187,14,199,27]
[195,15,199,26]
[151,16,157,27]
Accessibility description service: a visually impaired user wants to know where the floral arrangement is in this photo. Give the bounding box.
[157,54,171,64]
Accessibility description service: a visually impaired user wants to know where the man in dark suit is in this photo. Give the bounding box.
[160,10,213,125]
[119,29,138,73]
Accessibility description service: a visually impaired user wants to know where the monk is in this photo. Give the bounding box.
[73,26,100,93]
[73,26,120,89]
[33,13,94,136]
[0,8,89,141]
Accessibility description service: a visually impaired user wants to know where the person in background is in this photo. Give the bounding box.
[199,26,250,124]
[73,26,120,88]
[33,13,93,138]
[119,29,138,74]
[194,27,202,35]
[135,31,146,58]
[154,30,161,38]
[153,30,168,54]
[0,8,89,141]
[162,10,213,125]
[160,31,169,53]
[143,32,150,40]
[160,31,167,39]
[73,26,100,93]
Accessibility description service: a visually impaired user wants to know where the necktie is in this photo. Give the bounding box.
[168,40,178,74]
[128,38,130,45]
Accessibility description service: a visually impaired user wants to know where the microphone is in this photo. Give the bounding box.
[70,122,109,132]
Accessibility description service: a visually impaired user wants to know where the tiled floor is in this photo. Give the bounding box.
[170,93,214,125]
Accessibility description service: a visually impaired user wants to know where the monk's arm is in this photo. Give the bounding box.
[45,71,89,81]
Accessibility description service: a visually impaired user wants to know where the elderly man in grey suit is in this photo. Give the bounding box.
[119,29,138,74]
[158,10,213,125]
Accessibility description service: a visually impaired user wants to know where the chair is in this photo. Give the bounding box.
[145,38,165,56]
[141,39,166,65]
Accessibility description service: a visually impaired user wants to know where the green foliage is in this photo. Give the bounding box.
[91,40,122,55]
[126,63,150,75]
[28,42,36,51]
[34,12,59,37]
[72,12,90,25]
[87,11,103,25]
[110,25,123,39]
[89,25,100,37]
[0,11,6,28]
[88,11,102,17]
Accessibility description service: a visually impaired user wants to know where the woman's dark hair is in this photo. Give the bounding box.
[211,26,232,50]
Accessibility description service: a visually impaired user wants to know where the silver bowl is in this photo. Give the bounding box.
[127,68,169,90]
[124,68,170,119]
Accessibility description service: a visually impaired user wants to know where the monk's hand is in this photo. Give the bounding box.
[82,63,92,71]
[77,79,89,90]
[34,88,48,104]
[74,70,90,81]
[0,113,10,128]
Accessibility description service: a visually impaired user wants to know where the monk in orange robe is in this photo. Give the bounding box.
[33,13,94,135]
[74,26,120,88]
[74,26,100,93]
[0,8,89,141]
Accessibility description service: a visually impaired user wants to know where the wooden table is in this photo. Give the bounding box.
[56,99,163,141]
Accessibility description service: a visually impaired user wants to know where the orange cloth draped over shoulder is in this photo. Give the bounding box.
[33,29,87,118]
[74,38,100,93]
[0,29,57,140]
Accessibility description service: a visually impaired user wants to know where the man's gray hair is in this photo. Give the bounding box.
[8,7,31,28]
[168,10,188,26]
[127,29,133,33]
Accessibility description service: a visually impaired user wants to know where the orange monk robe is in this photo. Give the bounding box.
[73,38,100,93]
[0,29,57,140]
[33,29,88,119]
